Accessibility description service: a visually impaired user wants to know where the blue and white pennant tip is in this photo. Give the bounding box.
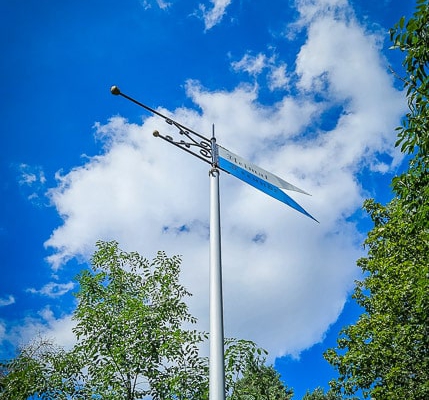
[217,145,319,223]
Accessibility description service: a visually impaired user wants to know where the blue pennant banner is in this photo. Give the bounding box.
[217,145,310,195]
[217,148,318,222]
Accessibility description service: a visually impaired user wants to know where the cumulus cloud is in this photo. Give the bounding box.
[199,0,232,30]
[26,282,75,298]
[18,164,46,186]
[0,307,76,353]
[0,295,15,307]
[140,0,171,10]
[42,0,404,359]
[294,0,350,25]
[232,53,268,76]
[267,63,290,91]
[156,0,170,9]
[231,53,290,91]
[16,163,47,205]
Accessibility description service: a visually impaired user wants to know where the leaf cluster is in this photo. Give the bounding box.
[301,387,344,400]
[0,338,83,400]
[390,0,429,161]
[224,339,292,400]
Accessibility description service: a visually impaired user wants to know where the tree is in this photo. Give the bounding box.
[325,1,429,399]
[73,240,209,399]
[229,364,293,400]
[301,387,343,400]
[0,241,281,399]
[0,337,82,399]
[0,241,208,399]
[224,339,293,399]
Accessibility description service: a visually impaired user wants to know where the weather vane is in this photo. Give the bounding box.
[110,85,317,400]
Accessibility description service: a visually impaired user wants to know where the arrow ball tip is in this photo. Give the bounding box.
[153,130,160,137]
[110,85,121,95]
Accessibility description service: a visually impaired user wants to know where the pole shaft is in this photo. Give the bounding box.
[209,167,225,400]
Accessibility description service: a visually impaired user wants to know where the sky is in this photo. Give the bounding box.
[0,0,416,398]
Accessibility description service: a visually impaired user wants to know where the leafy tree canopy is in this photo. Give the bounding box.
[227,354,293,400]
[301,387,344,400]
[0,241,292,400]
[325,1,429,399]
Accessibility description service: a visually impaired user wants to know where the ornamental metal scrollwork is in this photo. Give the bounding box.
[153,124,213,165]
[110,86,214,165]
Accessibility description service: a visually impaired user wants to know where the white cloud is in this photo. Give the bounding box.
[42,0,405,359]
[0,322,5,342]
[26,282,75,298]
[199,0,232,30]
[17,164,47,205]
[18,164,46,186]
[232,53,268,76]
[0,295,15,307]
[140,0,171,10]
[0,307,76,352]
[267,63,290,91]
[294,0,350,25]
[231,53,291,92]
[156,0,170,9]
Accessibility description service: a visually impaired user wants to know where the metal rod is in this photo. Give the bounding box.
[110,85,210,142]
[209,131,226,400]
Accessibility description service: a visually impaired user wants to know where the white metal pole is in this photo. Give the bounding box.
[209,135,226,400]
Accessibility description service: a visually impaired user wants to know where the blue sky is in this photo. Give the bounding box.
[0,0,415,397]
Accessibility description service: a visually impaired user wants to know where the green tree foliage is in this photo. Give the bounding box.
[224,339,293,399]
[0,338,82,399]
[0,241,281,399]
[0,241,209,399]
[229,364,293,400]
[72,240,208,399]
[391,0,429,161]
[325,1,429,399]
[301,387,343,400]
